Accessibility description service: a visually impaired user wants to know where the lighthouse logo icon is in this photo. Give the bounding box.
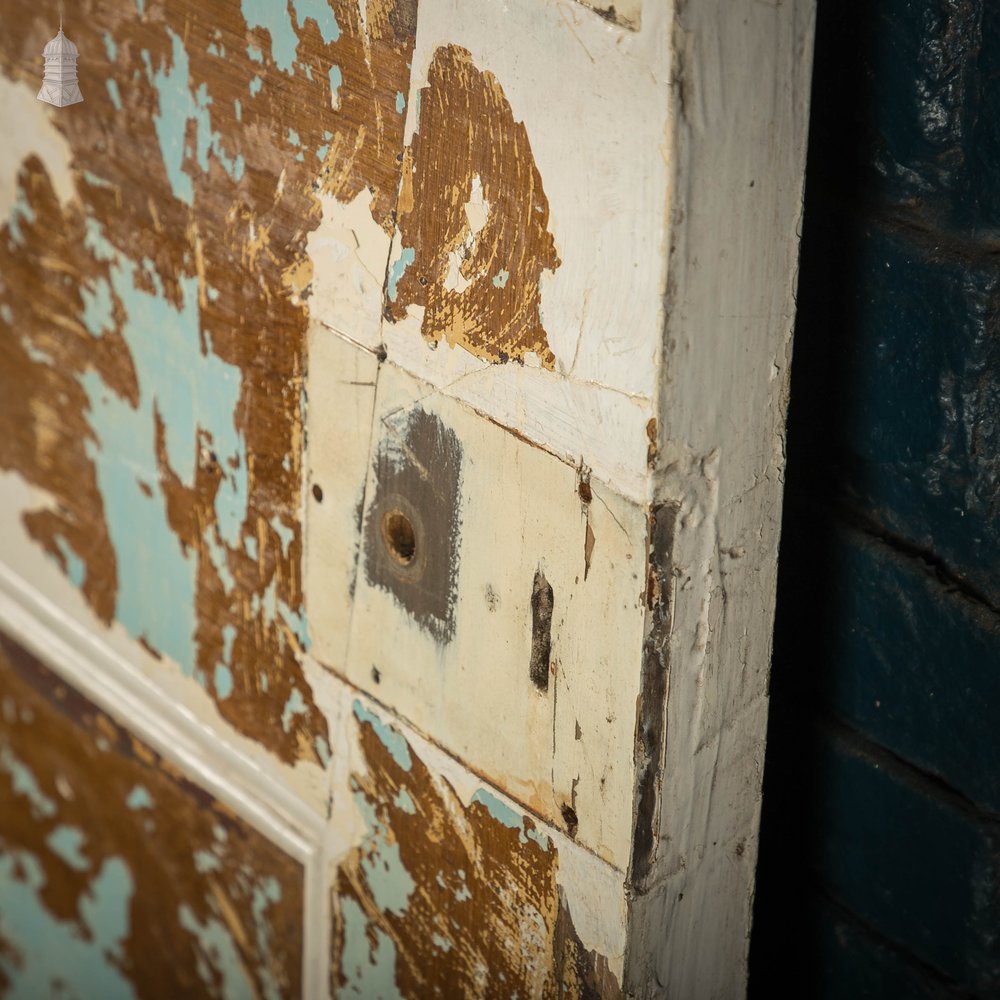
[37,18,83,108]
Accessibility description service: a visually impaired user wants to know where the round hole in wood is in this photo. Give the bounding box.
[380,508,417,566]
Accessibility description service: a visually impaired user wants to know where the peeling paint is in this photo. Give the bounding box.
[0,633,304,996]
[332,706,623,998]
[0,0,418,763]
[386,45,561,366]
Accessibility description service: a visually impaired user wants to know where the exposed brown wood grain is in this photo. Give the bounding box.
[332,706,621,998]
[0,0,417,763]
[0,630,303,998]
[386,45,561,366]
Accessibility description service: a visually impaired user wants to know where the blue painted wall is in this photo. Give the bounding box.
[751,1,1000,995]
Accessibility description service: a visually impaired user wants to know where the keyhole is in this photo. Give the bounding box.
[381,509,416,566]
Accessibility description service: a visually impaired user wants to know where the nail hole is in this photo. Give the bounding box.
[560,803,578,838]
[381,509,416,566]
[371,667,381,684]
[312,483,324,502]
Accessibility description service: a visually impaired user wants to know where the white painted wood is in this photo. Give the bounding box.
[624,1,817,997]
[304,191,391,352]
[377,0,674,503]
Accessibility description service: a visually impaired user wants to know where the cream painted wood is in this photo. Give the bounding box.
[335,361,648,870]
[304,322,380,673]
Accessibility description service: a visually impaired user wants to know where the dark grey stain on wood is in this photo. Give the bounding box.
[529,569,554,692]
[363,408,462,642]
[630,501,679,889]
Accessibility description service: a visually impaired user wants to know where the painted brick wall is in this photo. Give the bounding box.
[751,0,1000,995]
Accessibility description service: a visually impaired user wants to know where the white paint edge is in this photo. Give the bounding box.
[0,563,329,999]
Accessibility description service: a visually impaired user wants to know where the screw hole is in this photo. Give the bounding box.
[381,509,416,566]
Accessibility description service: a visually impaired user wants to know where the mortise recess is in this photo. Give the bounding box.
[529,569,554,691]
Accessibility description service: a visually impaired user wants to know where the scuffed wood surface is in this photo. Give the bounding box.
[0,628,304,998]
[331,697,624,998]
[329,363,649,870]
[0,0,814,994]
[0,0,417,765]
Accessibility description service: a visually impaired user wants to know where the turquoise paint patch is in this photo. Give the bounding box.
[471,789,528,844]
[84,217,116,262]
[314,735,331,768]
[46,826,89,872]
[354,788,415,916]
[250,876,283,1000]
[291,0,340,43]
[395,90,405,114]
[83,170,115,190]
[205,532,236,592]
[22,339,52,365]
[207,286,221,302]
[316,143,330,161]
[328,65,342,106]
[82,279,115,337]
[214,663,234,699]
[339,895,404,999]
[287,128,301,146]
[492,269,509,289]
[234,98,242,121]
[0,853,136,999]
[102,32,118,61]
[78,223,248,676]
[260,671,269,692]
[7,187,36,245]
[193,848,221,874]
[142,30,245,203]
[141,32,195,203]
[52,535,85,588]
[352,700,411,770]
[126,785,153,810]
[1,305,12,324]
[0,747,57,819]
[136,0,145,12]
[221,623,237,663]
[394,788,416,815]
[247,44,264,63]
[281,687,307,733]
[249,75,263,97]
[206,42,220,57]
[178,903,256,997]
[241,0,299,74]
[280,600,310,651]
[526,825,550,852]
[386,247,415,303]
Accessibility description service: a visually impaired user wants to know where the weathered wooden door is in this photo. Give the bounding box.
[0,1,813,996]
